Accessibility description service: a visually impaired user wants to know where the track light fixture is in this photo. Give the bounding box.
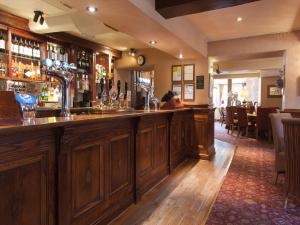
[129,48,137,57]
[33,11,45,25]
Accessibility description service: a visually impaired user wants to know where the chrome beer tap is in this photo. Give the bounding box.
[43,59,77,117]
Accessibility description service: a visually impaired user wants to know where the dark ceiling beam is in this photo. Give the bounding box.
[155,0,261,19]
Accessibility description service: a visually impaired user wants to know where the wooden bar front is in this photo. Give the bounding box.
[0,108,215,225]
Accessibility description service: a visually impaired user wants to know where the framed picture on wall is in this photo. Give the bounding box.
[172,84,182,99]
[196,75,204,89]
[268,85,282,98]
[172,65,182,82]
[183,83,195,101]
[183,64,195,81]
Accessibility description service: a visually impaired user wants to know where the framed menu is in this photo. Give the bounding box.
[196,75,204,89]
[172,65,182,82]
[268,85,282,98]
[183,83,195,101]
[183,64,194,81]
[172,84,182,99]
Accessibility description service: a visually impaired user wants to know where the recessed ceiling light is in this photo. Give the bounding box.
[179,53,183,59]
[87,6,97,13]
[149,40,158,45]
[237,17,243,22]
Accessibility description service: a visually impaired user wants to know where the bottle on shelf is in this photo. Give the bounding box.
[0,31,6,53]
[28,40,33,58]
[37,42,41,59]
[19,38,25,57]
[12,36,19,55]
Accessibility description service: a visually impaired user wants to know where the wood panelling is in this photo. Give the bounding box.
[155,0,260,19]
[0,10,29,30]
[169,110,195,171]
[71,143,105,218]
[109,134,132,195]
[0,130,56,225]
[136,115,170,201]
[193,109,216,159]
[59,119,135,225]
[0,109,215,225]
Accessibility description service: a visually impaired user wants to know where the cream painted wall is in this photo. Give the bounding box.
[208,31,300,109]
[214,57,283,71]
[261,77,282,108]
[115,48,209,104]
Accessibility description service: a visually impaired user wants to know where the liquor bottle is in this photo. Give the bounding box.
[36,42,41,59]
[19,38,25,57]
[12,36,18,55]
[0,31,6,53]
[28,40,33,58]
[85,54,90,71]
[32,42,36,59]
[85,75,89,90]
[24,39,28,57]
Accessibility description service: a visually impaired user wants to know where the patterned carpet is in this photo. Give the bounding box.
[206,122,300,225]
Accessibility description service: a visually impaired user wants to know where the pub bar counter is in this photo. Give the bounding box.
[0,107,215,225]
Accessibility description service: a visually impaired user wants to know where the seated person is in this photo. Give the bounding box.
[160,91,184,110]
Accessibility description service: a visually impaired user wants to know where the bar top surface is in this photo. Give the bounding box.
[0,108,197,134]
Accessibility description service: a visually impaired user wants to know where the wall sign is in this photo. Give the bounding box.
[196,75,204,89]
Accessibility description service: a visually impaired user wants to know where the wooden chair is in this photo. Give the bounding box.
[247,106,255,114]
[219,107,226,126]
[256,107,277,140]
[226,106,238,134]
[282,118,300,208]
[269,113,292,184]
[236,107,252,137]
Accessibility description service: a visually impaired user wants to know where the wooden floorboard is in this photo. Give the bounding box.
[110,139,236,225]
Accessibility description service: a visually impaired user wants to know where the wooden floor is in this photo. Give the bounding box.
[110,140,236,225]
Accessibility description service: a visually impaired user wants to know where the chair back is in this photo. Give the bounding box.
[237,107,248,127]
[226,107,234,126]
[247,106,255,114]
[256,107,277,130]
[283,118,300,199]
[270,113,292,152]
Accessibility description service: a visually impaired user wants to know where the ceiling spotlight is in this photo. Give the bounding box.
[149,40,157,45]
[237,17,243,22]
[33,11,43,23]
[129,48,137,57]
[179,53,183,59]
[87,6,97,13]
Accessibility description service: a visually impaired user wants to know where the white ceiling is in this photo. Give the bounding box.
[0,0,300,59]
[0,0,148,51]
[187,0,300,41]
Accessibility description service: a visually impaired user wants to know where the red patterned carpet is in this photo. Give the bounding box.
[206,122,300,225]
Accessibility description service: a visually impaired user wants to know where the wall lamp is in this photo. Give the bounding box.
[33,11,45,25]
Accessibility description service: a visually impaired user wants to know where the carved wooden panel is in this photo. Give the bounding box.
[170,112,187,170]
[136,127,154,176]
[136,115,170,200]
[154,123,168,167]
[71,143,105,218]
[0,130,55,225]
[109,134,131,195]
[60,120,135,225]
[0,155,46,225]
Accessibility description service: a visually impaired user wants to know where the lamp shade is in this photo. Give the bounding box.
[240,88,249,98]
